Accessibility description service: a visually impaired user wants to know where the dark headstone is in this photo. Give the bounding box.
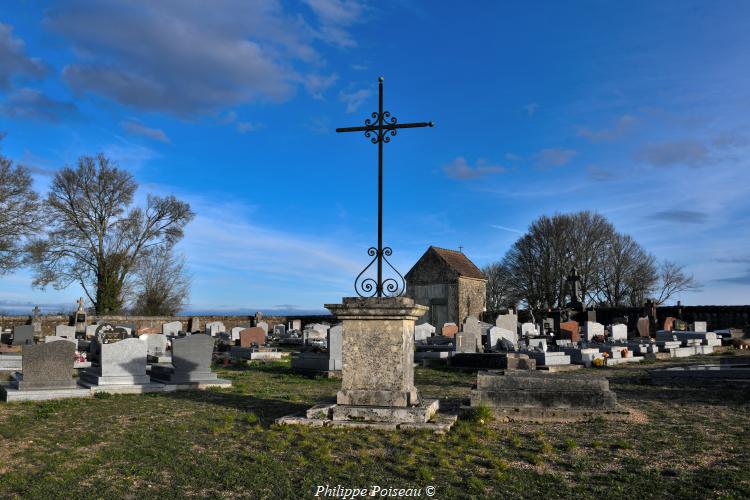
[12,325,34,346]
[187,316,201,333]
[17,341,76,389]
[151,334,218,384]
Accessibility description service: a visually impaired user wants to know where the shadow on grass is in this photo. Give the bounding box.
[155,390,308,428]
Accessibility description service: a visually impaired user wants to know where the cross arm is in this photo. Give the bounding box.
[336,121,434,133]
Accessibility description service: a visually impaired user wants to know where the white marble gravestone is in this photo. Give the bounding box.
[414,322,435,342]
[584,321,605,340]
[139,333,169,357]
[161,321,182,336]
[80,338,151,386]
[609,324,627,341]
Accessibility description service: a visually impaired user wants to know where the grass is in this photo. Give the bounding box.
[0,355,747,498]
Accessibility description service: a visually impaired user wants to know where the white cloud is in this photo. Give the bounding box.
[534,148,576,167]
[339,88,373,113]
[443,157,505,180]
[121,120,170,143]
[577,114,636,142]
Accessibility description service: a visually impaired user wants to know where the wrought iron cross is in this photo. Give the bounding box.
[336,77,433,297]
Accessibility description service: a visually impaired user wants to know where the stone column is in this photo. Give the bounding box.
[325,297,428,407]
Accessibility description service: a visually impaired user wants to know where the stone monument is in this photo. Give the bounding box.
[1,341,90,401]
[150,334,230,388]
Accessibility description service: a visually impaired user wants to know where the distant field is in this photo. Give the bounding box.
[0,352,748,499]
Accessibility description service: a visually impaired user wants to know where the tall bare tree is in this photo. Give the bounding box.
[131,244,190,315]
[484,211,694,311]
[0,135,42,273]
[482,261,519,311]
[27,154,194,314]
[653,260,698,305]
[596,232,657,307]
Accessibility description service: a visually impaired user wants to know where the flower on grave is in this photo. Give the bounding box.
[622,347,629,357]
[602,352,609,358]
[592,357,604,368]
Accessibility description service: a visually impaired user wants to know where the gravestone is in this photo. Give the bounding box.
[442,322,458,337]
[328,324,343,367]
[673,319,688,331]
[73,297,88,336]
[663,317,675,332]
[559,320,580,342]
[187,317,201,333]
[16,341,76,389]
[139,334,169,357]
[527,338,547,352]
[31,306,42,334]
[487,326,516,351]
[495,310,518,334]
[520,322,538,337]
[44,335,78,350]
[692,321,707,333]
[79,338,151,387]
[637,316,651,337]
[610,324,627,341]
[256,321,269,334]
[12,325,34,346]
[162,321,182,336]
[230,327,243,342]
[273,324,286,336]
[151,334,227,386]
[289,319,302,331]
[205,321,226,336]
[456,316,482,353]
[583,321,605,341]
[414,323,435,342]
[239,327,266,347]
[55,325,77,338]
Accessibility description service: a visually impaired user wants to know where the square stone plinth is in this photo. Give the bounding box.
[325,297,428,407]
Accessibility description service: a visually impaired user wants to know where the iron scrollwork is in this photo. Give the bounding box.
[354,246,406,298]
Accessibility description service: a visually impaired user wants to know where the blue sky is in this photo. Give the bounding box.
[0,0,749,314]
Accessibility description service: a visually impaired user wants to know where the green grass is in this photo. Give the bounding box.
[0,355,747,498]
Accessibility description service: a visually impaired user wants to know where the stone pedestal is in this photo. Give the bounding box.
[327,297,427,407]
[277,297,456,432]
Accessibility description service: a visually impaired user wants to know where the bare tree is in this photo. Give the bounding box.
[482,261,520,312]
[0,135,42,273]
[27,154,194,314]
[131,245,190,315]
[653,260,699,305]
[596,232,657,307]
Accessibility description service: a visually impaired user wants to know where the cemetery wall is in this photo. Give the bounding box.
[484,305,750,331]
[0,314,335,336]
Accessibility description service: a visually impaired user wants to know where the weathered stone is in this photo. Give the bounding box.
[187,316,201,333]
[495,310,518,333]
[44,335,78,350]
[15,341,76,390]
[273,324,286,336]
[326,297,428,407]
[471,370,617,410]
[239,327,266,347]
[520,322,538,337]
[637,317,650,337]
[456,316,482,353]
[692,321,707,333]
[256,321,269,334]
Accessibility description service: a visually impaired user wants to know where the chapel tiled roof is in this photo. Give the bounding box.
[430,246,486,280]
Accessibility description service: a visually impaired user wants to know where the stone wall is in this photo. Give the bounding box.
[0,314,335,337]
[457,276,486,325]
